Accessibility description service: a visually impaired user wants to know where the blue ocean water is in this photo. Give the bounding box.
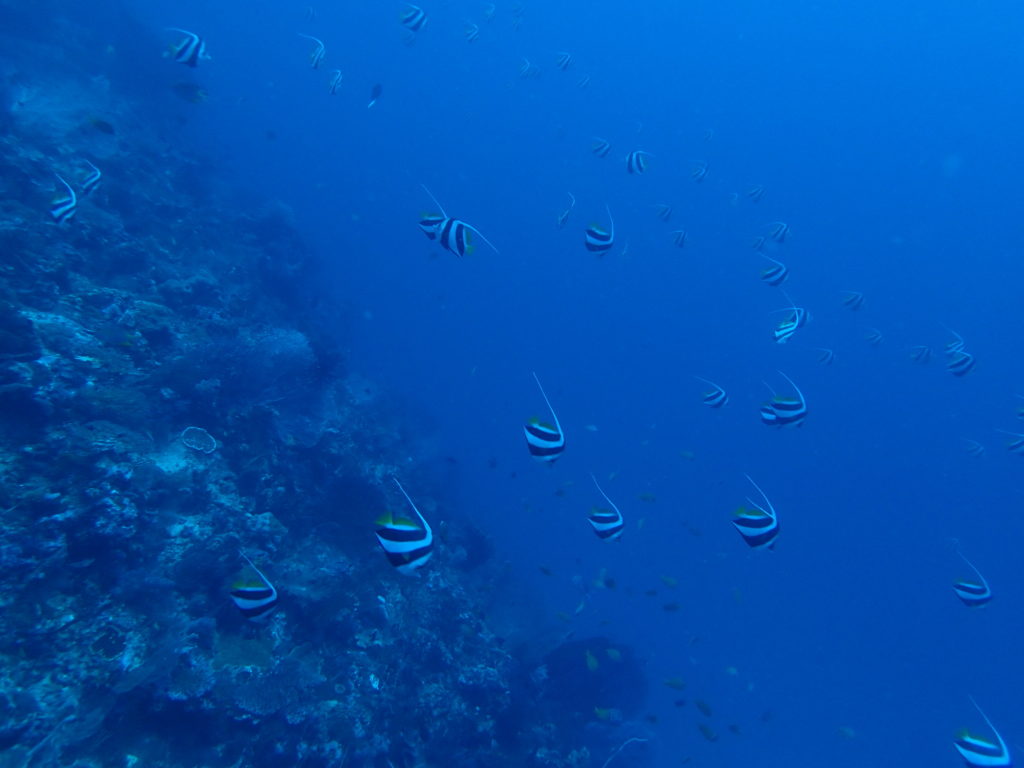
[3,0,1024,766]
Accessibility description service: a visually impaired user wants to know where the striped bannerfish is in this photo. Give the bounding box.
[557,193,575,229]
[768,221,790,243]
[328,70,343,95]
[591,138,611,158]
[671,229,687,248]
[910,345,932,364]
[524,372,565,462]
[654,204,672,222]
[694,376,728,408]
[555,51,573,70]
[465,23,480,42]
[842,291,864,310]
[759,254,788,286]
[816,348,835,366]
[587,474,625,540]
[943,327,967,355]
[418,185,499,257]
[1015,394,1024,420]
[81,161,102,196]
[584,205,615,254]
[996,429,1024,455]
[483,2,496,21]
[761,371,807,428]
[376,478,434,574]
[772,301,808,344]
[690,161,708,182]
[50,174,77,224]
[952,551,992,607]
[577,74,591,88]
[297,33,325,68]
[732,475,779,550]
[954,698,1011,768]
[626,150,652,174]
[865,327,883,346]
[963,439,985,457]
[703,128,714,141]
[948,350,975,377]
[165,28,210,68]
[518,58,541,78]
[230,553,279,620]
[747,185,765,203]
[400,4,428,32]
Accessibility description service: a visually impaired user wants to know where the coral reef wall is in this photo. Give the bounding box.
[0,4,624,767]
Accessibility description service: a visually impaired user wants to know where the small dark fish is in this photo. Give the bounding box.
[170,82,208,103]
[842,291,865,310]
[662,602,681,612]
[695,700,713,717]
[698,724,718,742]
[367,83,383,108]
[86,117,116,134]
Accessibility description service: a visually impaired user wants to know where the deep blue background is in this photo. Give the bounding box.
[46,0,1024,764]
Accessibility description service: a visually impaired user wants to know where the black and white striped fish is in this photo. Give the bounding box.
[943,327,967,355]
[81,161,102,196]
[557,193,575,229]
[577,74,591,88]
[328,70,343,95]
[166,28,210,68]
[816,348,835,366]
[49,174,77,224]
[465,23,480,42]
[963,439,985,457]
[672,230,687,248]
[952,551,992,607]
[230,553,279,620]
[759,254,788,286]
[996,429,1024,455]
[654,203,672,222]
[518,58,540,78]
[747,185,765,203]
[626,150,652,174]
[732,475,779,550]
[695,376,728,408]
[865,327,884,346]
[769,221,790,242]
[588,474,624,540]
[772,303,808,344]
[591,138,611,158]
[584,205,614,254]
[690,161,708,182]
[842,291,864,310]
[297,33,325,68]
[948,350,975,377]
[375,478,434,574]
[954,698,1011,768]
[418,185,498,257]
[760,371,807,428]
[524,372,565,462]
[400,4,428,32]
[555,51,574,70]
[910,345,932,364]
